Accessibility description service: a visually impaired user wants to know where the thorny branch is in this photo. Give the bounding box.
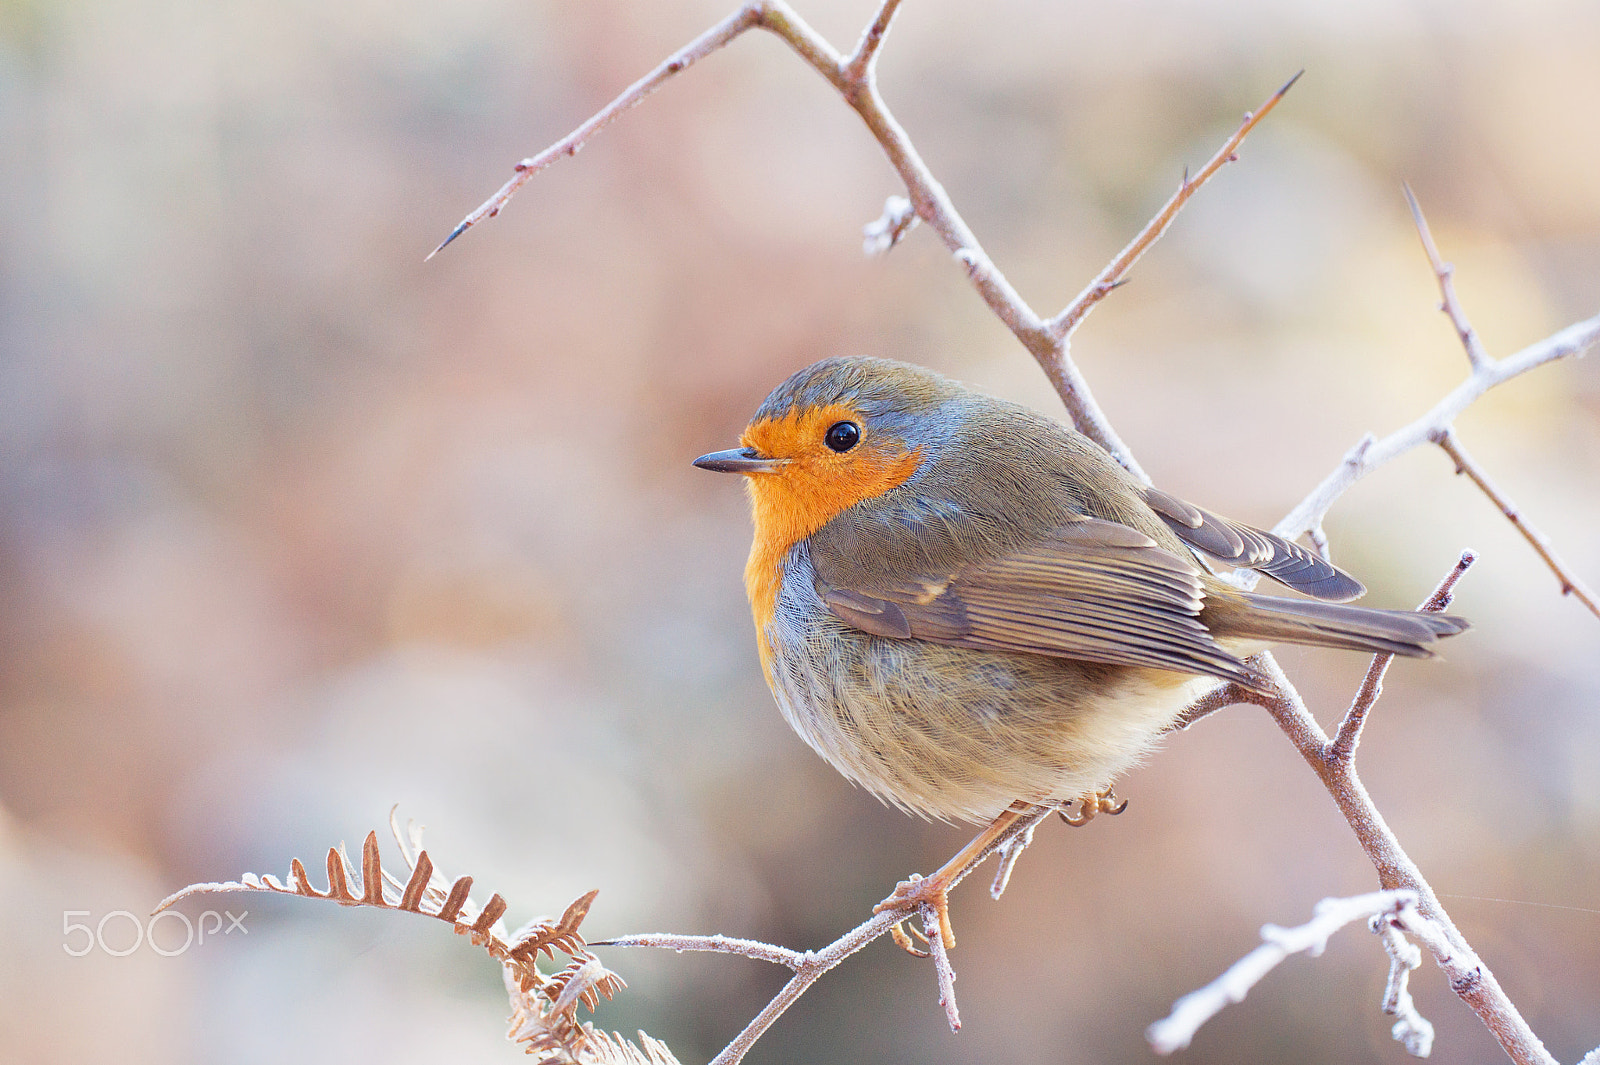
[1273,309,1600,548]
[1405,183,1492,372]
[1273,193,1600,582]
[1401,189,1596,618]
[1046,70,1300,342]
[431,0,1290,483]
[422,3,1596,1063]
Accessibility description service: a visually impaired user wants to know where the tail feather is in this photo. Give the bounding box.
[1230,593,1469,658]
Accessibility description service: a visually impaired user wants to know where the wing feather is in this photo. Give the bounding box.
[813,515,1260,686]
[1141,487,1365,602]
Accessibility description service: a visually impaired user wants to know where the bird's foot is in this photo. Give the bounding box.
[876,804,1033,955]
[876,874,956,953]
[1059,786,1128,827]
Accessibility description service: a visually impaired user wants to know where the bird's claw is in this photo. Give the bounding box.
[889,919,931,958]
[876,874,956,951]
[1059,787,1128,827]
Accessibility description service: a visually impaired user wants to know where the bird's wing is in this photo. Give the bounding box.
[1140,487,1365,602]
[813,515,1261,687]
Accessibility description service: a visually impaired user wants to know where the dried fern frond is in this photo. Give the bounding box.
[155,813,662,1064]
[576,1030,683,1065]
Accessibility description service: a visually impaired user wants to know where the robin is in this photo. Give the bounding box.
[694,356,1466,948]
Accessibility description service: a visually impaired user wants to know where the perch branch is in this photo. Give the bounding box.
[605,804,1053,1063]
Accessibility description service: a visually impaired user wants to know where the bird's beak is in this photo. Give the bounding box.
[692,447,785,474]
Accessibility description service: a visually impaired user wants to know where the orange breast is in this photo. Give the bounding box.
[738,403,921,663]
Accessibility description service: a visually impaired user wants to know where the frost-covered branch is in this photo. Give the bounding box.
[1147,890,1423,1054]
[1373,906,1436,1056]
[1273,305,1600,546]
[1272,188,1600,621]
[600,803,1054,1064]
[1273,192,1600,556]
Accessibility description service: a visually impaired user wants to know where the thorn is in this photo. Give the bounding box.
[426,220,470,262]
[1278,69,1305,97]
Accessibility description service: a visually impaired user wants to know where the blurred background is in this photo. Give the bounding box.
[2,0,1598,1062]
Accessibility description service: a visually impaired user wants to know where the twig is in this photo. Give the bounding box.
[923,904,962,1032]
[426,5,770,260]
[1329,550,1476,763]
[1274,316,1599,547]
[428,2,1298,481]
[1047,71,1301,341]
[1147,890,1420,1054]
[1433,430,1600,619]
[989,817,1040,900]
[1405,183,1492,372]
[841,0,903,82]
[707,901,908,1061]
[1373,908,1436,1056]
[1165,676,1268,733]
[862,194,918,256]
[592,933,805,971]
[604,804,1051,1065]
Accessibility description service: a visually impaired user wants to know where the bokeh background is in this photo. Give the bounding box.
[2,1,1598,1062]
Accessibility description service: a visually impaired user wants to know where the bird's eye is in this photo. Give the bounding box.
[824,421,861,453]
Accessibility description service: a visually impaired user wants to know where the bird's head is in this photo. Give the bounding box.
[693,357,961,551]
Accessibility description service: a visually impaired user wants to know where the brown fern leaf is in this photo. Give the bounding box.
[513,1024,682,1065]
[155,817,649,1063]
[153,826,533,965]
[509,954,628,1062]
[509,889,599,963]
[543,955,628,1013]
[581,1031,684,1065]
